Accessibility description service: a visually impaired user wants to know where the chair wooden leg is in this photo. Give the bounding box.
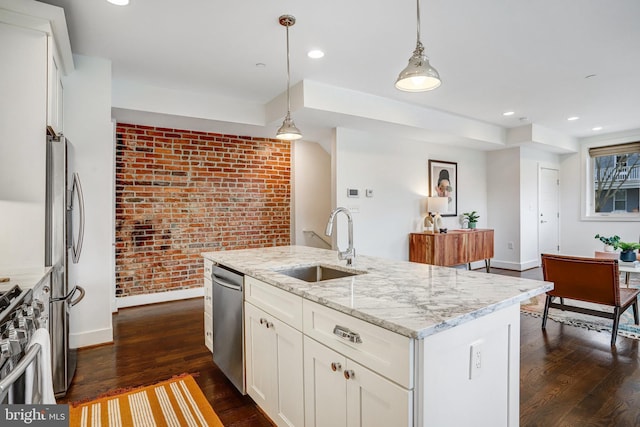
[542,295,551,329]
[633,300,639,325]
[611,307,621,346]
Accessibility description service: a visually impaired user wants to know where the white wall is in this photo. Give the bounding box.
[560,131,640,257]
[62,55,114,347]
[487,148,520,269]
[293,140,332,249]
[333,127,487,261]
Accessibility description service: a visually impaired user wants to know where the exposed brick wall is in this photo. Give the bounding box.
[115,124,291,298]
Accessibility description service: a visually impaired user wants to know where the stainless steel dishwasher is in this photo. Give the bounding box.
[212,264,245,394]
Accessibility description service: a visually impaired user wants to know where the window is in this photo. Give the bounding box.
[587,141,640,218]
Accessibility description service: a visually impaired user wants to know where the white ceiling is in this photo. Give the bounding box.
[41,0,640,147]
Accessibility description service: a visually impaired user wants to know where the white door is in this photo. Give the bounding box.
[539,168,560,256]
[303,337,347,427]
[345,360,412,427]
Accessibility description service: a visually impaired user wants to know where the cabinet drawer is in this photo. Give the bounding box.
[245,276,303,331]
[204,258,213,278]
[204,277,212,315]
[204,312,213,352]
[303,300,413,389]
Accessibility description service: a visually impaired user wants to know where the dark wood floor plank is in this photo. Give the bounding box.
[58,267,640,426]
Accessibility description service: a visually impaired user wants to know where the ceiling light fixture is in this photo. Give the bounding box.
[567,116,579,121]
[308,50,324,59]
[503,111,515,116]
[276,15,302,141]
[107,0,129,5]
[395,0,441,92]
[592,126,603,131]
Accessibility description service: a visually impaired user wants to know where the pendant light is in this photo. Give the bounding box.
[395,0,441,92]
[276,15,302,140]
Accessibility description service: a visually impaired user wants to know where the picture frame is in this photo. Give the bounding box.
[428,159,457,217]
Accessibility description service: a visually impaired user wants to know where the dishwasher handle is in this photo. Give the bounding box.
[213,275,242,291]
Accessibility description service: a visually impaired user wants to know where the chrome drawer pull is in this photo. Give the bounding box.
[333,325,363,344]
[330,362,342,372]
[343,369,355,380]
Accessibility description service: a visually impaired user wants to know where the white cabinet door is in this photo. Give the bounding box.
[246,302,304,427]
[304,336,347,427]
[47,36,63,135]
[345,359,412,427]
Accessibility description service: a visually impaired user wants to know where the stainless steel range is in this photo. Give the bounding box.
[0,278,50,403]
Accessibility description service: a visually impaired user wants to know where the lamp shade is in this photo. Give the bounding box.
[427,196,448,213]
[276,113,302,140]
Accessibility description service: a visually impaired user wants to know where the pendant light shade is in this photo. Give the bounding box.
[276,15,302,141]
[395,0,441,92]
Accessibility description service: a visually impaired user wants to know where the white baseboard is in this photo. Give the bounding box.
[70,327,114,349]
[116,287,204,309]
[490,259,540,271]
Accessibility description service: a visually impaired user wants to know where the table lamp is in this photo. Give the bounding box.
[427,196,448,233]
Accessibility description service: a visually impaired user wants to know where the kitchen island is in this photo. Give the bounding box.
[202,246,552,427]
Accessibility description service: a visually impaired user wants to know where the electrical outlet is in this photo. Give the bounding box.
[469,340,483,380]
[507,241,514,250]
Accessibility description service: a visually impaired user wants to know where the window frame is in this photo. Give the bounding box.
[581,136,640,222]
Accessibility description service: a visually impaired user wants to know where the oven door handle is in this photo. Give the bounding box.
[51,285,85,306]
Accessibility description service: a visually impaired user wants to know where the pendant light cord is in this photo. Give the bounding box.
[286,24,291,115]
[416,0,421,44]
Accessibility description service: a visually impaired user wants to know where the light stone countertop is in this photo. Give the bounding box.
[202,246,553,339]
[0,267,52,293]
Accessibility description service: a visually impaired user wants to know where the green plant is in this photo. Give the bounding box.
[594,234,620,247]
[617,241,640,252]
[463,211,480,223]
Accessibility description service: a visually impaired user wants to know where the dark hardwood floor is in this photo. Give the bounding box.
[59,267,640,426]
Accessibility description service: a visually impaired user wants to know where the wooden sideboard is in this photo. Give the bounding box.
[409,229,494,272]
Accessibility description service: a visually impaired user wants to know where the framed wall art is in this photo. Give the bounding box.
[428,159,457,216]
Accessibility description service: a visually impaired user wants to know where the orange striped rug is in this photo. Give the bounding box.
[69,374,223,427]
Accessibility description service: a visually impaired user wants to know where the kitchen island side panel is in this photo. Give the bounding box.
[416,303,519,427]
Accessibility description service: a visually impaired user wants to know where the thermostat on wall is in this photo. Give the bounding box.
[347,188,359,198]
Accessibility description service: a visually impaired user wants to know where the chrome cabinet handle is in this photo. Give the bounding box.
[333,325,362,344]
[259,318,267,325]
[266,321,274,329]
[330,362,342,372]
[343,369,355,380]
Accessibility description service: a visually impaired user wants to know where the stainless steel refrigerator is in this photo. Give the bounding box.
[45,134,86,397]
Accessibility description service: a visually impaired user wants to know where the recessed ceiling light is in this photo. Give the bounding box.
[255,63,266,69]
[107,0,129,5]
[503,111,515,116]
[592,126,603,131]
[307,50,324,59]
[567,116,580,121]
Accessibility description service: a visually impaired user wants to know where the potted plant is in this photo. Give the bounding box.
[594,234,620,252]
[463,211,480,229]
[617,241,640,262]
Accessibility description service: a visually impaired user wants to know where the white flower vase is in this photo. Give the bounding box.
[604,245,615,252]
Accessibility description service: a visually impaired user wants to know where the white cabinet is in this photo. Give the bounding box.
[244,277,304,427]
[245,302,304,427]
[203,259,213,352]
[303,337,412,427]
[47,37,64,135]
[302,301,413,427]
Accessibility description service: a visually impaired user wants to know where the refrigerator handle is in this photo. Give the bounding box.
[70,285,85,307]
[51,285,85,306]
[70,173,85,264]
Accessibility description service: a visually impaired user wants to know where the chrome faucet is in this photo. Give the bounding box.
[325,207,355,266]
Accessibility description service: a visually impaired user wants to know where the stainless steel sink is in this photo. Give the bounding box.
[276,265,364,283]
